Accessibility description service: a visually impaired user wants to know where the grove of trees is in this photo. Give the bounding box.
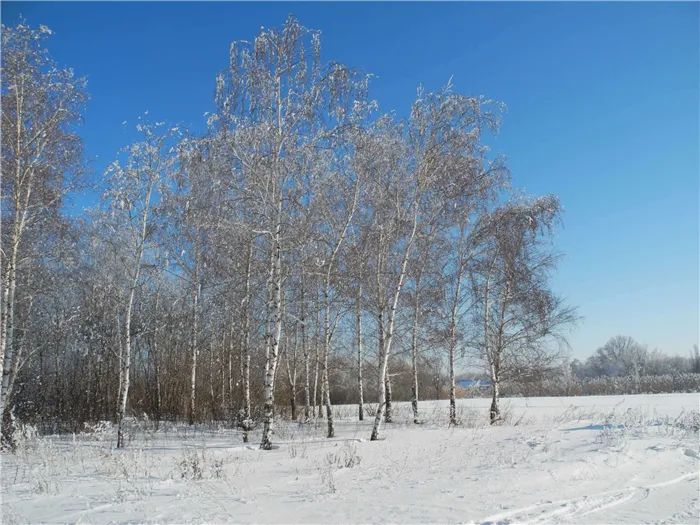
[570,337,700,379]
[1,17,579,450]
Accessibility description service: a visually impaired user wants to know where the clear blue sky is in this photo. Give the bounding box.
[3,2,698,359]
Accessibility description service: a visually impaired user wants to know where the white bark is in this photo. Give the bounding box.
[284,321,298,421]
[312,340,320,419]
[0,70,27,420]
[356,284,364,421]
[482,261,499,424]
[117,277,137,446]
[490,281,508,424]
[115,311,123,423]
[370,206,418,441]
[0,233,19,418]
[411,272,421,424]
[153,285,162,419]
[260,200,283,450]
[1,121,34,421]
[117,180,154,448]
[241,240,252,440]
[301,271,311,422]
[384,367,393,423]
[322,278,333,436]
[4,292,32,416]
[188,252,200,426]
[448,262,465,426]
[1,25,87,435]
[313,289,322,419]
[209,343,216,418]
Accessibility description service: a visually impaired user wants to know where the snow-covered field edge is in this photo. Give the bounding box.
[2,394,699,524]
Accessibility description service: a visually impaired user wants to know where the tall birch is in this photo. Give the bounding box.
[1,23,87,443]
[101,120,176,448]
[214,15,370,449]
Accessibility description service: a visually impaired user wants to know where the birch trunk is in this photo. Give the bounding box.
[273,289,286,390]
[1,48,87,432]
[489,362,500,425]
[490,283,508,425]
[322,278,335,437]
[449,241,468,426]
[1,207,32,427]
[290,389,296,421]
[284,324,298,421]
[260,200,283,450]
[226,320,234,417]
[4,293,32,421]
[115,312,123,424]
[117,179,155,448]
[448,276,463,426]
[411,273,421,424]
[117,269,139,448]
[241,240,252,440]
[189,255,200,426]
[0,77,27,422]
[312,342,319,419]
[301,271,311,422]
[227,314,239,425]
[356,284,364,421]
[370,305,386,441]
[153,285,162,420]
[370,207,418,441]
[0,270,13,411]
[384,369,393,423]
[282,291,298,421]
[313,292,322,419]
[322,170,357,437]
[448,337,457,426]
[221,333,228,417]
[482,262,500,425]
[209,344,216,420]
[0,235,19,419]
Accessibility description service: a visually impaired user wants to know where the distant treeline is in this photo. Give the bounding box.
[498,373,700,398]
[456,337,700,398]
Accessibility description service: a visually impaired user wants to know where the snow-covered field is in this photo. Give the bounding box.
[2,394,699,524]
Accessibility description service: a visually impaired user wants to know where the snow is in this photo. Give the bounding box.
[2,394,699,524]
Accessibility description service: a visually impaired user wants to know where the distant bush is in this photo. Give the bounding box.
[499,373,700,397]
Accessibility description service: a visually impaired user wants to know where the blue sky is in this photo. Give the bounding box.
[2,2,698,359]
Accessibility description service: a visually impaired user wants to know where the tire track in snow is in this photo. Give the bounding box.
[479,472,698,524]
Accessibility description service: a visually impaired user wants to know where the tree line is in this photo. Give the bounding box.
[570,336,700,379]
[456,337,700,398]
[1,16,578,450]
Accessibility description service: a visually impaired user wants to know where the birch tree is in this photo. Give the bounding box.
[435,221,477,426]
[0,16,584,445]
[1,22,88,445]
[357,116,417,441]
[162,137,219,425]
[365,81,506,440]
[472,195,578,424]
[100,120,176,447]
[214,15,369,449]
[356,281,365,421]
[406,204,445,424]
[312,150,361,438]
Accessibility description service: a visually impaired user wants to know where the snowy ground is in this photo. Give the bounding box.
[2,394,699,524]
